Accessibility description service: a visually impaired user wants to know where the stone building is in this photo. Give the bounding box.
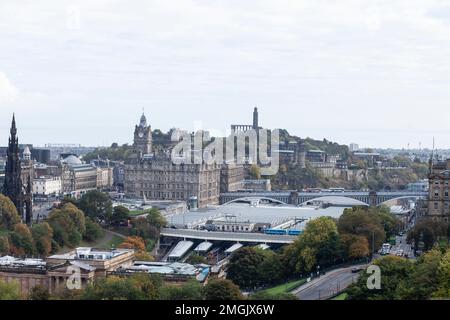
[32,176,62,198]
[426,158,450,222]
[220,163,245,193]
[124,113,222,208]
[0,247,134,297]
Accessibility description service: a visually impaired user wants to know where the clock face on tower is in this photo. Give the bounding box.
[138,131,144,138]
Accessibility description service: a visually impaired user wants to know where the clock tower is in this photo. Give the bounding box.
[133,112,152,155]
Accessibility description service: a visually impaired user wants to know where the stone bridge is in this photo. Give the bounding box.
[220,190,428,207]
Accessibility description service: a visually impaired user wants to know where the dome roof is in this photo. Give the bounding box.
[63,155,82,165]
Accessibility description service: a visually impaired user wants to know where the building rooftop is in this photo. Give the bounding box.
[116,261,210,281]
[0,256,46,269]
[48,247,133,261]
[168,241,194,259]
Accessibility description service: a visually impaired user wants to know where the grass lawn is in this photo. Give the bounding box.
[261,278,307,295]
[129,210,148,216]
[56,230,125,254]
[106,235,125,248]
[332,293,348,300]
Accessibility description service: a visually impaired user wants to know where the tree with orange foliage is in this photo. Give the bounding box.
[118,236,154,261]
[118,236,146,251]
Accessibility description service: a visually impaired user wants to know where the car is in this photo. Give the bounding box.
[351,267,362,273]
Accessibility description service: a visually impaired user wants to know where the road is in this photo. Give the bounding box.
[389,234,415,259]
[292,265,366,300]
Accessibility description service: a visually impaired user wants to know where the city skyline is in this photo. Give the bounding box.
[2,1,450,148]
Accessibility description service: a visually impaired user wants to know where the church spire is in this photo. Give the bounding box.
[3,113,33,225]
[10,113,17,137]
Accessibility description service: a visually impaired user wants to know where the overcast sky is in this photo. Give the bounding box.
[1,0,450,149]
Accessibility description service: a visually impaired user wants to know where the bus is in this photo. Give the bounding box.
[380,243,391,255]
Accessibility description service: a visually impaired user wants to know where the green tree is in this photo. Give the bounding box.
[397,248,442,300]
[338,207,386,253]
[186,253,208,265]
[47,206,84,248]
[31,222,54,257]
[77,190,112,222]
[81,274,162,300]
[9,223,34,256]
[226,247,266,289]
[111,206,130,226]
[258,250,284,286]
[146,208,167,230]
[63,203,86,235]
[292,216,343,273]
[249,291,298,300]
[0,279,21,300]
[82,276,146,300]
[347,256,414,300]
[0,236,10,255]
[0,194,20,230]
[159,280,203,300]
[433,250,450,298]
[83,218,104,242]
[28,285,50,300]
[408,220,447,252]
[203,279,243,300]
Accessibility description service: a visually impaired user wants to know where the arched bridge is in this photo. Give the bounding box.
[220,190,428,207]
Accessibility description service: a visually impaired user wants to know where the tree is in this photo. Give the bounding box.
[81,274,162,300]
[257,250,284,285]
[0,279,21,300]
[408,220,447,252]
[249,291,298,300]
[292,216,343,273]
[159,280,203,300]
[118,236,146,251]
[0,194,20,230]
[397,248,442,300]
[226,247,266,289]
[249,164,261,179]
[341,234,370,259]
[433,250,450,298]
[146,208,167,230]
[28,285,50,300]
[47,205,85,248]
[186,253,208,265]
[9,223,34,256]
[130,212,165,240]
[81,276,146,300]
[31,222,54,257]
[203,279,243,300]
[62,203,86,235]
[111,206,130,226]
[77,190,112,222]
[347,256,414,300]
[338,207,386,253]
[83,218,104,242]
[0,236,10,255]
[376,206,400,239]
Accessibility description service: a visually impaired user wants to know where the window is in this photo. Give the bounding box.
[434,202,438,210]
